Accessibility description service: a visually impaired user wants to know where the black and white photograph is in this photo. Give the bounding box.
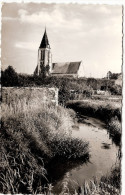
[0,1,124,194]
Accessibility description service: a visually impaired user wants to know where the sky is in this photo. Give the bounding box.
[1,3,123,78]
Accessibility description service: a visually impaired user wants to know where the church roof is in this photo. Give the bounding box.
[39,29,50,49]
[52,62,81,74]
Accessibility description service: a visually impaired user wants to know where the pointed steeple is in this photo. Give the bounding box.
[39,28,50,49]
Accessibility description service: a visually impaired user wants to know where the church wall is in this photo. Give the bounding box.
[44,49,49,66]
[51,73,78,78]
[49,52,52,72]
[77,61,84,78]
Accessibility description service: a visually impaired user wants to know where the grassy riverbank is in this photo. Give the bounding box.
[58,164,120,195]
[67,99,121,121]
[67,98,121,146]
[1,89,89,194]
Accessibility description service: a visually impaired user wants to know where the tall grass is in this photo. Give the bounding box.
[1,88,89,194]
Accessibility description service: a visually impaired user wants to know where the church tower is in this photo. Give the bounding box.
[34,28,52,76]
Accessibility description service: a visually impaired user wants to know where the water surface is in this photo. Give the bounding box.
[48,115,119,193]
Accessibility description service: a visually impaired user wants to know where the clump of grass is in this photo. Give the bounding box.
[107,116,121,146]
[108,116,121,136]
[48,136,89,160]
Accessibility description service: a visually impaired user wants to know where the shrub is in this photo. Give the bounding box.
[48,136,89,160]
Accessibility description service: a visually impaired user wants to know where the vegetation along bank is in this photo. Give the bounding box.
[0,88,89,194]
[67,99,122,147]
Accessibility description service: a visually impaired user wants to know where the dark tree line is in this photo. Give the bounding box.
[1,66,92,104]
[1,65,122,104]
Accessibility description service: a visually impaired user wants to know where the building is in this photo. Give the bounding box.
[51,61,84,78]
[34,28,52,76]
[107,71,112,79]
[34,29,84,78]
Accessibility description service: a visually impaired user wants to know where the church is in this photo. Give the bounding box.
[34,29,84,78]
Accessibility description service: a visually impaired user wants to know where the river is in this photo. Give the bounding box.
[46,114,119,194]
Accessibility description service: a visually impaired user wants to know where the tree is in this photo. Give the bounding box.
[1,66,19,86]
[108,84,122,95]
[110,73,120,80]
[39,63,50,78]
[86,78,97,90]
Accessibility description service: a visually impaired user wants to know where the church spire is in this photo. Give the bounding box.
[34,28,52,76]
[39,28,50,49]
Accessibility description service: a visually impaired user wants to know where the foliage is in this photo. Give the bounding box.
[107,116,121,146]
[2,65,121,105]
[108,84,122,95]
[1,66,19,86]
[67,99,121,122]
[49,136,89,159]
[86,78,97,90]
[39,63,50,78]
[108,116,121,136]
[107,71,121,80]
[110,73,121,80]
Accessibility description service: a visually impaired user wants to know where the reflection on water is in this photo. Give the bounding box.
[46,115,119,194]
[101,142,111,149]
[45,157,89,194]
